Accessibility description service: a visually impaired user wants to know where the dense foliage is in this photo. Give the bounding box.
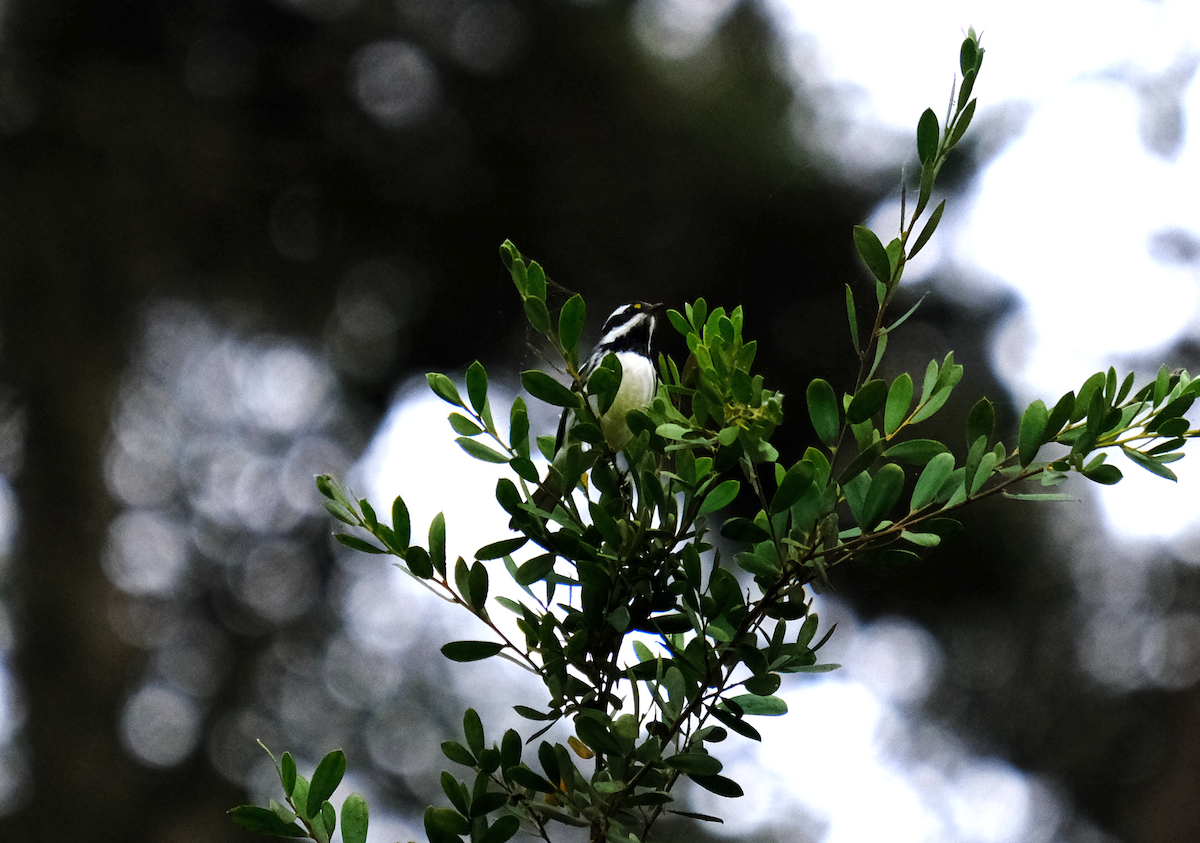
[233,31,1200,843]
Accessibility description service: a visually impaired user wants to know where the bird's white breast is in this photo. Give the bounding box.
[594,350,658,452]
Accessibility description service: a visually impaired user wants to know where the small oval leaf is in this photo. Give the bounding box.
[521,370,580,408]
[917,107,939,164]
[340,794,369,843]
[698,479,740,517]
[306,750,347,820]
[806,378,840,446]
[847,379,888,424]
[441,641,505,662]
[853,225,892,285]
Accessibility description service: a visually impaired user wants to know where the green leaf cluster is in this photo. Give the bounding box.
[229,745,367,843]
[236,29,1200,843]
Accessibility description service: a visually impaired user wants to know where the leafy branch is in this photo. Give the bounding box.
[231,29,1200,843]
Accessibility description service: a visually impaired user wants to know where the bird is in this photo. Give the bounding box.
[564,300,664,454]
[519,301,663,528]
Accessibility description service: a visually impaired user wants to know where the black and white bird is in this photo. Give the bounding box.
[560,300,663,455]
[517,301,662,528]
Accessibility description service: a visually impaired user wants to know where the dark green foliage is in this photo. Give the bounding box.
[238,32,1200,843]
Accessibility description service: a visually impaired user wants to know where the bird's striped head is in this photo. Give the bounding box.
[592,301,663,362]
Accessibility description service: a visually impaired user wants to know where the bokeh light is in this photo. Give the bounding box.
[349,40,440,129]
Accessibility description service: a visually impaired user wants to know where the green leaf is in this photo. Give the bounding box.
[340,794,369,843]
[575,715,622,756]
[861,462,905,529]
[425,806,470,838]
[398,547,430,581]
[916,155,937,218]
[1154,365,1172,405]
[901,530,942,547]
[668,809,724,824]
[917,107,939,164]
[885,293,928,335]
[1083,463,1123,485]
[885,373,913,435]
[883,439,948,464]
[667,308,691,337]
[477,536,528,560]
[845,284,860,353]
[1073,372,1106,422]
[456,437,509,464]
[1122,447,1179,482]
[465,361,489,417]
[463,708,485,756]
[454,556,471,603]
[499,240,523,282]
[468,560,489,610]
[1018,399,1049,467]
[501,729,522,771]
[1045,391,1075,441]
[509,398,530,457]
[228,806,308,837]
[448,413,483,437]
[688,774,745,798]
[335,534,385,554]
[314,474,343,503]
[957,63,978,107]
[391,495,411,551]
[526,261,547,301]
[721,517,771,544]
[521,370,580,408]
[427,373,463,407]
[429,512,447,574]
[960,37,977,75]
[494,477,523,516]
[442,641,505,662]
[479,816,521,843]
[710,706,762,742]
[587,354,623,414]
[281,752,297,797]
[319,801,336,841]
[911,451,955,511]
[524,297,551,334]
[909,199,945,259]
[949,98,977,146]
[306,750,347,820]
[735,549,781,578]
[506,766,555,793]
[965,397,995,446]
[699,479,740,517]
[847,378,888,424]
[743,673,782,696]
[772,460,815,513]
[442,740,476,767]
[728,693,788,716]
[853,225,892,285]
[291,776,310,820]
[910,378,958,424]
[513,705,558,722]
[665,753,724,776]
[559,294,586,362]
[806,378,841,446]
[838,440,884,485]
[515,554,556,586]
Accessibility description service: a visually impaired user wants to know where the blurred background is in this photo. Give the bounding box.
[3,0,1200,841]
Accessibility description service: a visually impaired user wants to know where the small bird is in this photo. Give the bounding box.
[519,301,663,527]
[565,300,663,454]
